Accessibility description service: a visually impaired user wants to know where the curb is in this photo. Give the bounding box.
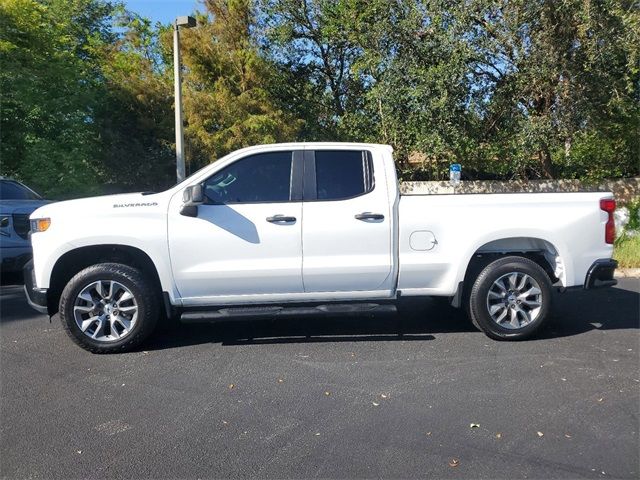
[615,268,640,278]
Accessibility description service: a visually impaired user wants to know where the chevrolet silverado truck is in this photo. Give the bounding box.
[24,143,618,353]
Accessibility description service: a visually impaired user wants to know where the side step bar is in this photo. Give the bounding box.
[180,302,397,323]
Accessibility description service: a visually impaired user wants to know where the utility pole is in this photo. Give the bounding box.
[173,16,196,183]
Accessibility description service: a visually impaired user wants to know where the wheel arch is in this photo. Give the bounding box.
[452,235,566,307]
[47,245,164,316]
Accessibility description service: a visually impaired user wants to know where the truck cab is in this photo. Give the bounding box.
[169,144,398,304]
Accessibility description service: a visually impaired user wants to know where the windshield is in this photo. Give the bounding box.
[0,180,42,200]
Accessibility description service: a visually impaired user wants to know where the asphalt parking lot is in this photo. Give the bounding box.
[1,278,639,480]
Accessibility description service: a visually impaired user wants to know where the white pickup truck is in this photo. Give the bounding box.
[24,143,618,353]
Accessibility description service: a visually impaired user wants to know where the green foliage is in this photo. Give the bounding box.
[624,198,640,233]
[177,0,302,171]
[614,235,640,268]
[614,198,640,269]
[470,0,640,180]
[1,0,638,197]
[94,9,176,191]
[260,0,639,181]
[0,0,113,197]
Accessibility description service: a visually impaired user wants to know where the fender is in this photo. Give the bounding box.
[453,229,570,289]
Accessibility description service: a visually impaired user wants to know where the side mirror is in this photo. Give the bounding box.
[180,184,205,217]
[183,184,204,204]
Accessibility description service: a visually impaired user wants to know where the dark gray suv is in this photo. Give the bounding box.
[0,178,50,273]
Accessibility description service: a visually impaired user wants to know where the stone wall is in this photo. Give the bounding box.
[401,177,640,204]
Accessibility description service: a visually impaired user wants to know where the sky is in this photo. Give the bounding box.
[124,0,202,24]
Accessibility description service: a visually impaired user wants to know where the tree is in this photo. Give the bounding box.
[0,0,114,197]
[176,0,302,170]
[93,10,176,192]
[344,0,480,178]
[260,0,367,139]
[2,0,637,198]
[466,0,639,179]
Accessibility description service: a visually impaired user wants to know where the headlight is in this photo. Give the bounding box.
[30,218,51,233]
[0,216,9,236]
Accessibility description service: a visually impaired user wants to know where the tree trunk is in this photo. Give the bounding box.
[564,135,572,162]
[538,146,555,179]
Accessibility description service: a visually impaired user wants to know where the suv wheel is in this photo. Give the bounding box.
[59,263,159,353]
[468,256,553,340]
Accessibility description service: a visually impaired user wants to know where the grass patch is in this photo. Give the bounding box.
[614,235,640,268]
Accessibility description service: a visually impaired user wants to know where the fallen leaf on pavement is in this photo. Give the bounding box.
[449,458,460,467]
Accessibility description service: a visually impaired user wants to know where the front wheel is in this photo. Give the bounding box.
[468,256,553,340]
[59,263,159,353]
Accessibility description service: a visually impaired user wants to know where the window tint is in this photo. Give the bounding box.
[0,180,41,200]
[203,151,292,204]
[315,150,373,200]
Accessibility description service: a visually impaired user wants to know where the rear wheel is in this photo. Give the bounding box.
[468,256,552,340]
[59,263,159,353]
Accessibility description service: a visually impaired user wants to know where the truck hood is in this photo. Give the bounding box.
[29,192,165,219]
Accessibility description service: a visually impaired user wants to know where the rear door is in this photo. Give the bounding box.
[301,148,394,294]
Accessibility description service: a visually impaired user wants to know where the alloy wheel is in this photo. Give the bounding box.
[73,280,138,342]
[485,272,543,329]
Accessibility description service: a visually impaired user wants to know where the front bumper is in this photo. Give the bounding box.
[584,259,618,289]
[23,259,48,314]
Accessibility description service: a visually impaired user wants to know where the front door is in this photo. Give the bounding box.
[168,150,304,304]
[302,148,394,294]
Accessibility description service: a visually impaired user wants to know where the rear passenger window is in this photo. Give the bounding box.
[315,150,374,200]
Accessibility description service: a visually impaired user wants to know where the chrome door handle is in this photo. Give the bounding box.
[266,215,296,223]
[355,212,384,221]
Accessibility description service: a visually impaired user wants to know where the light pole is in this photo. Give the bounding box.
[173,15,196,183]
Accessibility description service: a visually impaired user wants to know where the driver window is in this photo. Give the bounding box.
[203,151,293,204]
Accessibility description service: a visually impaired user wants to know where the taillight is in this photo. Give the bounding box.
[600,198,616,244]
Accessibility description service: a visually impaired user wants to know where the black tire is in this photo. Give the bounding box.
[59,263,159,353]
[468,256,552,340]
